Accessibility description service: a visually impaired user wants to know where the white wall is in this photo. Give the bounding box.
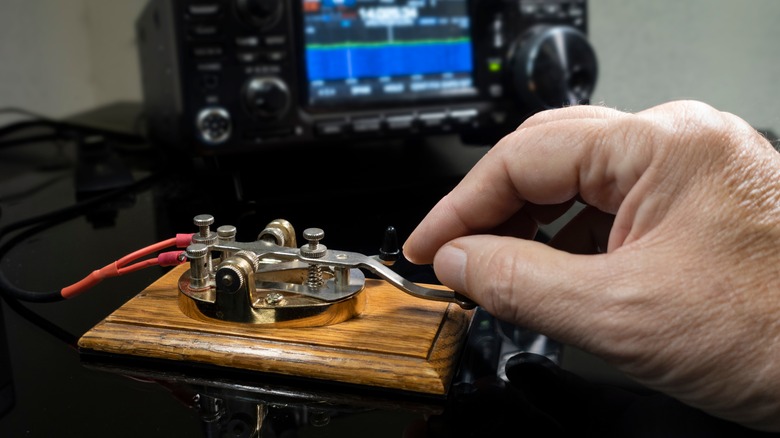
[589,0,780,133]
[0,0,145,119]
[82,0,146,109]
[1,0,779,133]
[0,0,95,118]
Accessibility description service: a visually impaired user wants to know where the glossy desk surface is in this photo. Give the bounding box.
[0,130,774,437]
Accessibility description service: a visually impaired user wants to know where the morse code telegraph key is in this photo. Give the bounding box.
[178,214,475,328]
[78,214,478,395]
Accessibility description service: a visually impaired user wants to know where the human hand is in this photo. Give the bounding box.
[402,100,780,431]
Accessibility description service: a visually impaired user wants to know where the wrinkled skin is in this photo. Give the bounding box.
[403,101,780,431]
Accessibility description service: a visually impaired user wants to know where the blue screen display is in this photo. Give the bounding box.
[301,0,476,105]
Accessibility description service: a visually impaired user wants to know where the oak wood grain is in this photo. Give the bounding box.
[78,264,475,395]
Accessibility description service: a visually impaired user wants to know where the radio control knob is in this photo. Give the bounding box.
[235,0,283,29]
[196,107,232,145]
[242,77,291,119]
[508,25,598,111]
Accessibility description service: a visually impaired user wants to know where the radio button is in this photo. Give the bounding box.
[187,4,221,17]
[235,36,261,47]
[569,5,585,17]
[192,44,223,58]
[418,112,447,128]
[386,114,416,131]
[520,4,539,16]
[352,118,382,133]
[264,35,286,46]
[450,108,479,124]
[315,121,348,136]
[265,51,286,62]
[237,51,261,64]
[245,65,282,75]
[197,62,222,72]
[188,24,220,37]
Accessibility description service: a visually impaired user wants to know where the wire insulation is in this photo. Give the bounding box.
[60,241,190,299]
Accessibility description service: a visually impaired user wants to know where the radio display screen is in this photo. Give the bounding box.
[301,0,476,106]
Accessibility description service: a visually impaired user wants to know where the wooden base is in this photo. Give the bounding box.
[78,264,475,395]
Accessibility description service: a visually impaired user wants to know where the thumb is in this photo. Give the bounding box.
[433,235,615,346]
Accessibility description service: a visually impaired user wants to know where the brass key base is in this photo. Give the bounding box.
[78,264,476,395]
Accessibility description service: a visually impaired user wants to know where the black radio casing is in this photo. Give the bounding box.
[136,0,596,155]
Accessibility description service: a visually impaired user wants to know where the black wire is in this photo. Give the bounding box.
[0,170,165,303]
[0,221,63,302]
[0,120,60,140]
[0,117,145,146]
[0,107,49,120]
[0,226,79,345]
[2,294,78,348]
[0,133,64,149]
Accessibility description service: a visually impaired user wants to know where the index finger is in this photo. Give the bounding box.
[402,106,647,264]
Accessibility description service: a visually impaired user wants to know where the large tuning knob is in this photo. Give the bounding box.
[509,25,598,111]
[235,0,283,29]
[242,77,291,119]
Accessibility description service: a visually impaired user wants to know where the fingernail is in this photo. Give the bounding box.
[434,245,467,293]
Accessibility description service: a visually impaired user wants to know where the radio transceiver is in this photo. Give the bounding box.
[136,0,597,155]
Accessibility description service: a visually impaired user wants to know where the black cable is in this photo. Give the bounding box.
[0,107,49,120]
[2,294,78,347]
[0,170,165,303]
[0,120,60,141]
[0,134,63,149]
[0,117,144,147]
[0,228,79,345]
[0,220,70,303]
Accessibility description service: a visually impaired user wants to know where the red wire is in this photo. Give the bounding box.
[60,234,193,299]
[117,258,164,275]
[115,237,177,268]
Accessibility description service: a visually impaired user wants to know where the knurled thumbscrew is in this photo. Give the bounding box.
[217,225,237,240]
[300,228,327,258]
[194,214,215,237]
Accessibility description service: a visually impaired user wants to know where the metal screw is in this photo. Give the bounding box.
[193,214,214,237]
[186,244,210,290]
[265,292,285,306]
[303,228,324,253]
[220,273,234,288]
[300,228,327,258]
[186,243,209,259]
[217,225,238,260]
[217,225,237,241]
[304,227,324,245]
